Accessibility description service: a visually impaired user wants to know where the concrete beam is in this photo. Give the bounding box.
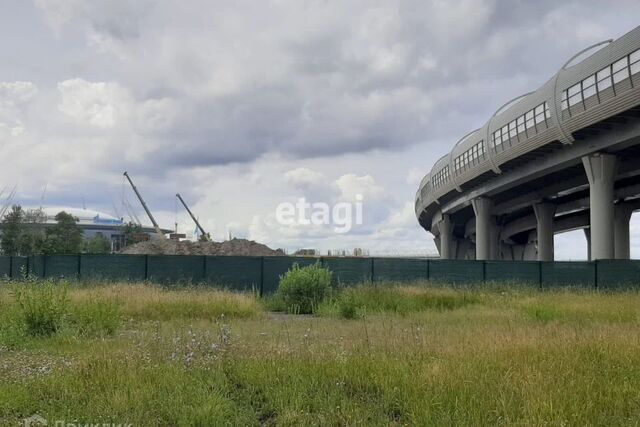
[491,160,640,216]
[439,120,640,216]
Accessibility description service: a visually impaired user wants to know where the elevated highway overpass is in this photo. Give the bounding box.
[415,26,640,261]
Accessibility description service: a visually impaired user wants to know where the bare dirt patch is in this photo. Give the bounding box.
[119,238,285,256]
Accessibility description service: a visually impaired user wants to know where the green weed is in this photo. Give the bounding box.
[11,279,69,337]
[277,263,332,314]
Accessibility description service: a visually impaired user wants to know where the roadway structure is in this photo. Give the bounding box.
[415,26,640,261]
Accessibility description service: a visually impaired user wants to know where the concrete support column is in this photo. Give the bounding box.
[472,197,493,261]
[533,203,556,261]
[584,228,591,261]
[614,204,633,260]
[582,153,617,260]
[438,214,453,260]
[489,219,500,260]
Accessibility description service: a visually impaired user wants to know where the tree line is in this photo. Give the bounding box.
[0,205,111,255]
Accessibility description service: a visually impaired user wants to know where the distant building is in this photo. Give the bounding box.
[18,207,171,251]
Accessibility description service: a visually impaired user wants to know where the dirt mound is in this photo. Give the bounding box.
[120,238,285,256]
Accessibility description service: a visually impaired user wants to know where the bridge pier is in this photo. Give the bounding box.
[584,228,591,261]
[489,219,500,260]
[582,153,617,260]
[533,203,556,261]
[472,197,494,260]
[438,214,453,260]
[614,203,633,260]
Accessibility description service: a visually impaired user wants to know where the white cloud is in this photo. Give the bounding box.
[405,167,425,185]
[0,81,38,139]
[57,78,132,128]
[0,81,39,107]
[284,167,327,189]
[135,98,180,134]
[335,173,384,202]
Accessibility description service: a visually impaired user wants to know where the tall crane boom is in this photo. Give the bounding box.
[176,193,210,241]
[123,171,164,236]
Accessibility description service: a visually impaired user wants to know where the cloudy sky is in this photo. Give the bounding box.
[1,0,639,257]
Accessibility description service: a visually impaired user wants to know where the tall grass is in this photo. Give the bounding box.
[68,284,262,321]
[11,279,69,337]
[317,285,479,317]
[2,282,640,425]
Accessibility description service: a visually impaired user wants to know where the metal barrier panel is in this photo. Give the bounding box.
[596,260,640,289]
[429,260,483,283]
[541,261,595,288]
[80,254,146,282]
[11,256,28,279]
[45,255,79,279]
[322,257,372,285]
[205,256,262,292]
[485,261,540,285]
[8,254,640,290]
[372,258,429,283]
[29,255,45,278]
[0,256,11,278]
[261,257,317,295]
[147,255,205,284]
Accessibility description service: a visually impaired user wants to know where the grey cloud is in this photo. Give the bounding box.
[3,0,640,255]
[34,0,640,169]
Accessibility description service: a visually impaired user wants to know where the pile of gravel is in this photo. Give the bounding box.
[119,238,285,256]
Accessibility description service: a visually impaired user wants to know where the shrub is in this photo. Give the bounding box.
[12,279,69,337]
[277,263,332,314]
[338,293,360,319]
[71,299,123,337]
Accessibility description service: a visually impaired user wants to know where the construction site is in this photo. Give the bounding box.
[0,171,287,257]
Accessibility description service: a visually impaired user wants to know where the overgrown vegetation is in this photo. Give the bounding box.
[317,285,479,318]
[0,205,85,255]
[1,282,640,425]
[12,279,69,337]
[275,263,332,314]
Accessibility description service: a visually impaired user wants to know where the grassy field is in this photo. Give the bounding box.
[1,281,640,426]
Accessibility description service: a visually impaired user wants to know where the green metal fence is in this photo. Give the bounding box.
[0,254,638,294]
[485,261,540,286]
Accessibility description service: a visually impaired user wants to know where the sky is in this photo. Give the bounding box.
[1,0,639,258]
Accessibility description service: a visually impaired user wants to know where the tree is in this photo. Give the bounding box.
[18,208,47,255]
[84,233,111,254]
[122,222,143,246]
[1,205,24,255]
[41,211,84,254]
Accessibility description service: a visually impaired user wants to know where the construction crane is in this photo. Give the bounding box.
[122,193,142,224]
[123,171,164,237]
[176,193,210,241]
[0,185,17,219]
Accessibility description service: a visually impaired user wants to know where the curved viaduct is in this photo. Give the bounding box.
[415,26,640,261]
